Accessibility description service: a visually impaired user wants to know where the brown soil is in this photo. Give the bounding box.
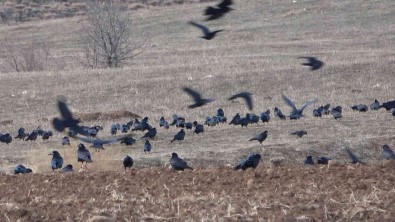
[1,163,394,221]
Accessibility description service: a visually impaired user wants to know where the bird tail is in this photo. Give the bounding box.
[187,166,194,170]
[170,139,175,143]
[248,138,255,141]
[234,164,242,170]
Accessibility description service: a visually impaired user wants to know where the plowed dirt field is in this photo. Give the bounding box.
[1,163,395,221]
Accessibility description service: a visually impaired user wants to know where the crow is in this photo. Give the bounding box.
[291,130,307,138]
[25,130,38,141]
[249,131,268,144]
[77,135,128,151]
[120,136,136,146]
[123,155,134,171]
[77,143,93,168]
[382,145,395,160]
[188,21,223,40]
[274,107,286,120]
[171,129,186,143]
[234,153,262,170]
[282,95,316,120]
[61,164,74,173]
[49,151,63,171]
[229,113,240,125]
[379,100,395,111]
[14,165,32,174]
[260,109,270,123]
[0,133,12,144]
[370,99,380,110]
[331,106,342,120]
[351,104,368,112]
[142,128,157,139]
[183,87,214,108]
[62,136,70,146]
[193,121,204,134]
[204,0,234,21]
[228,92,253,110]
[14,127,27,140]
[298,56,324,71]
[317,157,331,165]
[170,153,193,171]
[42,131,53,140]
[159,117,170,129]
[304,156,314,165]
[144,140,152,153]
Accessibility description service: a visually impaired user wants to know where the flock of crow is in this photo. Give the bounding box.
[2,0,395,174]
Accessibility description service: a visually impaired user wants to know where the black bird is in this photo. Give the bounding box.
[298,56,324,71]
[249,113,260,124]
[260,110,270,123]
[42,131,53,140]
[131,118,151,131]
[204,0,233,21]
[331,106,342,119]
[323,104,331,115]
[229,113,240,125]
[111,124,119,135]
[144,140,152,153]
[304,156,314,165]
[77,143,93,168]
[345,148,365,164]
[351,104,368,112]
[282,95,316,120]
[249,131,268,144]
[228,92,253,110]
[25,130,38,141]
[14,165,32,174]
[121,136,136,146]
[274,107,286,120]
[171,129,186,143]
[49,151,63,171]
[382,145,395,160]
[123,155,134,171]
[313,106,323,117]
[0,133,12,144]
[77,135,127,151]
[121,124,130,133]
[234,153,262,170]
[185,122,193,130]
[62,136,70,146]
[183,87,214,109]
[188,21,223,40]
[205,116,217,127]
[36,127,45,136]
[291,130,307,138]
[14,127,27,140]
[379,100,395,111]
[193,121,204,134]
[317,157,331,165]
[142,128,157,139]
[159,117,169,129]
[217,108,225,117]
[238,114,250,127]
[370,99,380,110]
[61,164,74,173]
[52,98,86,136]
[170,153,193,171]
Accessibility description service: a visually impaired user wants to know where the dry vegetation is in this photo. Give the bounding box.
[0,0,394,220]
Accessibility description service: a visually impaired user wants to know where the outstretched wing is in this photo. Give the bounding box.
[183,87,203,102]
[300,98,317,112]
[218,0,232,8]
[188,21,210,36]
[229,92,253,110]
[57,98,74,121]
[345,148,361,163]
[281,95,297,112]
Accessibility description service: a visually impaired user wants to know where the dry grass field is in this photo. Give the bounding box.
[0,0,394,220]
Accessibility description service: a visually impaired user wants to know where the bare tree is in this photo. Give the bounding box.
[0,40,55,73]
[82,0,144,69]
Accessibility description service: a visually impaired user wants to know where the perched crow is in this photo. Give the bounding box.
[304,156,314,165]
[298,56,324,71]
[170,153,193,171]
[351,104,368,112]
[274,107,286,120]
[14,165,32,174]
[25,130,38,141]
[238,114,250,127]
[323,104,331,115]
[249,131,268,144]
[234,153,262,170]
[291,130,307,138]
[331,106,342,120]
[142,128,157,139]
[0,133,12,144]
[317,157,331,165]
[14,127,27,140]
[62,136,70,146]
[120,136,136,146]
[42,131,53,140]
[77,143,93,168]
[144,140,152,153]
[229,113,240,125]
[370,99,380,110]
[61,164,74,173]
[379,100,395,111]
[183,87,214,108]
[123,155,134,171]
[228,92,253,110]
[313,106,323,117]
[249,113,260,124]
[159,117,170,129]
[260,110,270,123]
[171,129,186,143]
[49,151,63,171]
[382,145,395,160]
[193,121,204,134]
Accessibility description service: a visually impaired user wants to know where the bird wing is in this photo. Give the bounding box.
[218,0,232,8]
[229,92,253,110]
[58,99,74,120]
[204,6,218,15]
[281,95,297,112]
[188,21,210,36]
[183,87,203,102]
[300,98,317,112]
[345,148,360,163]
